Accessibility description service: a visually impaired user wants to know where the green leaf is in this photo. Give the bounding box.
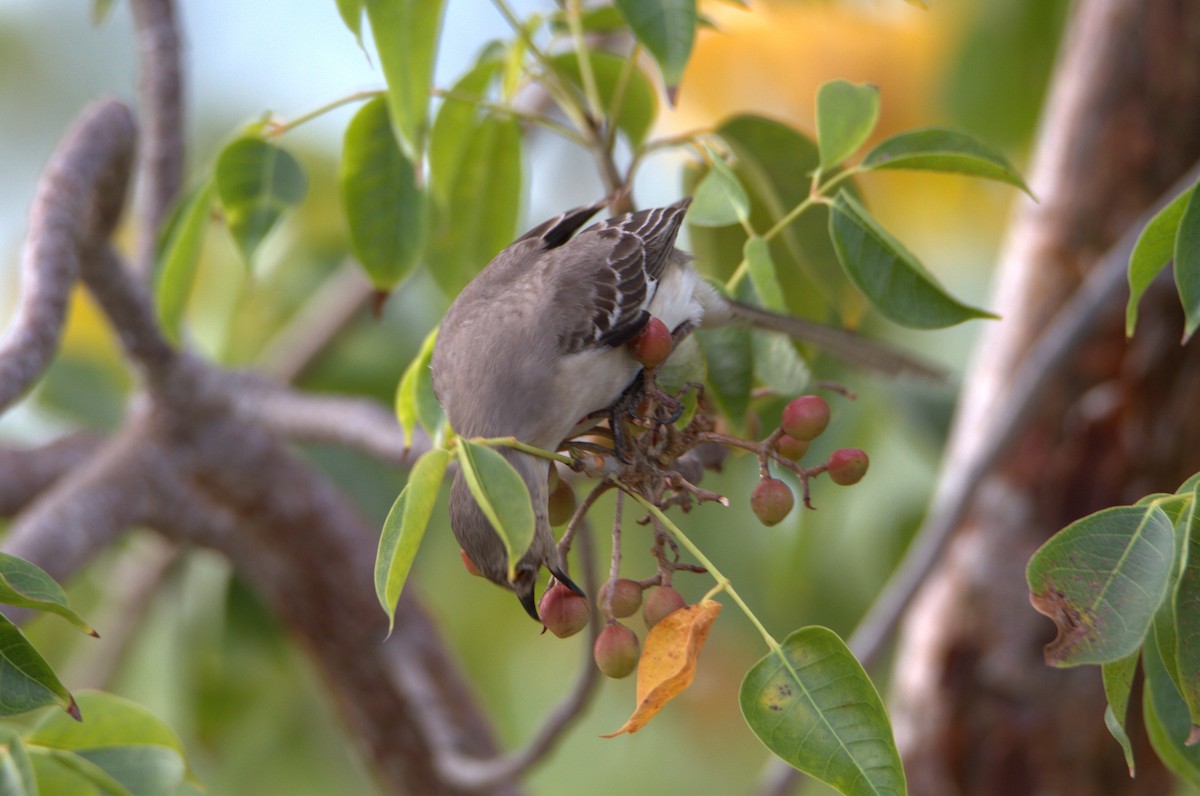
[394,327,444,448]
[426,114,522,296]
[708,115,863,321]
[429,58,502,204]
[31,750,130,796]
[753,333,811,397]
[744,236,786,313]
[816,80,880,172]
[550,51,657,148]
[365,0,446,159]
[1027,504,1176,666]
[341,96,427,290]
[1127,186,1193,336]
[696,324,753,428]
[1101,651,1139,776]
[0,553,95,636]
[457,440,535,582]
[154,179,214,346]
[613,0,697,91]
[741,627,905,796]
[862,128,1030,195]
[1174,183,1200,342]
[830,192,996,329]
[29,690,187,757]
[0,727,35,796]
[336,0,365,47]
[0,614,75,718]
[1173,480,1200,734]
[1144,632,1200,785]
[28,691,193,796]
[689,148,751,228]
[375,448,450,632]
[656,334,706,428]
[214,138,307,269]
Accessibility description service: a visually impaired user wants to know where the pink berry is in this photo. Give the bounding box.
[599,578,644,618]
[775,434,810,461]
[751,477,794,526]
[594,623,640,679]
[630,317,673,368]
[642,586,687,628]
[781,395,830,441]
[827,448,869,486]
[539,584,589,638]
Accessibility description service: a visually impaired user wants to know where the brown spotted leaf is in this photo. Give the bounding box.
[602,599,721,737]
[1027,504,1175,666]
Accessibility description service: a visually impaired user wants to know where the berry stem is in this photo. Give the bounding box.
[623,488,781,652]
[604,492,625,621]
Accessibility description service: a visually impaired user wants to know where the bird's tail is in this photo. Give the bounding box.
[725,299,946,381]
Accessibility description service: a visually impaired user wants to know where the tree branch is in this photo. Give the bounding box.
[0,433,102,515]
[0,100,135,413]
[129,0,185,279]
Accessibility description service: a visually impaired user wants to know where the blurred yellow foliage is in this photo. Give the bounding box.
[668,1,1014,273]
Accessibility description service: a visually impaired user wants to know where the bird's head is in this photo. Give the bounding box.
[450,470,584,621]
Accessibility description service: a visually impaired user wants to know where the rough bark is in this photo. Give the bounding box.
[890,0,1200,793]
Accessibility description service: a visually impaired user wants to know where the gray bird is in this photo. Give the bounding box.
[431,197,937,620]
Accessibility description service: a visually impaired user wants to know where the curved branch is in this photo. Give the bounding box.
[0,433,103,516]
[1,420,163,600]
[81,245,177,375]
[0,100,135,413]
[129,0,186,279]
[218,370,418,465]
[403,521,604,791]
[255,260,374,383]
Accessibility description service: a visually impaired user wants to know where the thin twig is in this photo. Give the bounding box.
[255,260,373,383]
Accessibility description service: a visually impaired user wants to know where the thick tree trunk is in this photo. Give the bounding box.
[890,0,1200,793]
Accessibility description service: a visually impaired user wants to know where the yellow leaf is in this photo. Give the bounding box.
[602,599,722,737]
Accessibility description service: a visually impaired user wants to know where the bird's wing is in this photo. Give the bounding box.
[551,198,692,354]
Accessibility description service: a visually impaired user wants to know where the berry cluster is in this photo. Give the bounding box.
[467,316,874,680]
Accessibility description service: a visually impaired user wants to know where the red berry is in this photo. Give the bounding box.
[781,395,830,441]
[642,586,687,628]
[539,584,589,638]
[594,623,640,679]
[775,434,810,461]
[547,479,576,526]
[827,448,869,486]
[630,317,672,368]
[460,548,482,577]
[751,477,794,526]
[599,578,644,618]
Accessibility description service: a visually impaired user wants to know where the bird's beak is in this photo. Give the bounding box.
[517,586,540,622]
[550,566,586,598]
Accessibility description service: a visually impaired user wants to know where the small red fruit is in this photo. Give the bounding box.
[775,433,810,461]
[751,477,794,526]
[642,586,687,628]
[539,584,589,638]
[594,623,640,679]
[827,448,869,485]
[781,395,831,441]
[460,548,482,577]
[547,479,576,526]
[629,317,672,368]
[599,578,643,618]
